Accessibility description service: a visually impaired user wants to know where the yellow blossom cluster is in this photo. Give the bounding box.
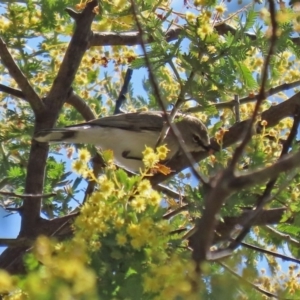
[186,8,220,40]
[72,148,92,177]
[215,4,227,15]
[143,255,198,299]
[131,180,162,213]
[125,217,171,250]
[185,12,197,24]
[156,67,181,102]
[70,147,173,249]
[0,145,182,298]
[239,103,256,119]
[0,270,15,294]
[142,145,170,169]
[197,23,213,40]
[69,147,200,297]
[0,236,97,299]
[74,170,167,248]
[254,263,300,296]
[0,7,41,32]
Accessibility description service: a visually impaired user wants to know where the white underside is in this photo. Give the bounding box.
[68,127,178,171]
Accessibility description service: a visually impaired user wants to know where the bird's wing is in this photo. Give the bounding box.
[67,111,168,132]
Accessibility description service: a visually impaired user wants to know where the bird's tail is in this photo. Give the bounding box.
[34,129,79,143]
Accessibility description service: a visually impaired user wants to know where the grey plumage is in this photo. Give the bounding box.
[34,111,210,171]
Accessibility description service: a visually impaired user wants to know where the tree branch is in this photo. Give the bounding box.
[187,80,300,112]
[241,242,300,265]
[89,20,300,51]
[229,151,300,190]
[227,105,300,249]
[44,1,97,113]
[0,83,26,99]
[66,92,95,121]
[265,225,300,247]
[89,22,256,47]
[213,207,290,243]
[0,238,33,248]
[219,262,282,299]
[229,0,278,169]
[151,91,300,185]
[190,3,281,265]
[131,0,208,186]
[0,83,95,122]
[0,38,44,114]
[0,191,56,199]
[90,26,183,46]
[20,0,98,237]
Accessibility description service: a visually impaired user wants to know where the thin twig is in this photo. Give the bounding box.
[0,191,56,199]
[114,68,133,114]
[163,204,189,220]
[155,184,184,199]
[89,22,258,47]
[130,0,209,186]
[0,83,96,122]
[0,83,25,99]
[228,0,278,169]
[186,12,283,264]
[234,94,240,122]
[219,262,281,299]
[151,90,300,184]
[1,207,22,212]
[187,80,300,112]
[265,226,300,247]
[0,238,33,247]
[83,68,133,203]
[228,105,300,248]
[241,242,300,265]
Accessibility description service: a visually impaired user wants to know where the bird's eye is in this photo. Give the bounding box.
[193,134,201,144]
[193,133,208,150]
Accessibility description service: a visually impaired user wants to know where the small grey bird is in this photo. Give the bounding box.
[34,111,210,171]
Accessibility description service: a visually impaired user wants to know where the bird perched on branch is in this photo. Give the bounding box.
[34,111,210,171]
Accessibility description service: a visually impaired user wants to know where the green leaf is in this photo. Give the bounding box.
[72,177,83,191]
[119,273,144,300]
[230,58,258,89]
[131,57,146,69]
[24,253,40,272]
[115,169,139,191]
[8,166,23,178]
[243,10,258,31]
[87,69,99,83]
[210,120,223,135]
